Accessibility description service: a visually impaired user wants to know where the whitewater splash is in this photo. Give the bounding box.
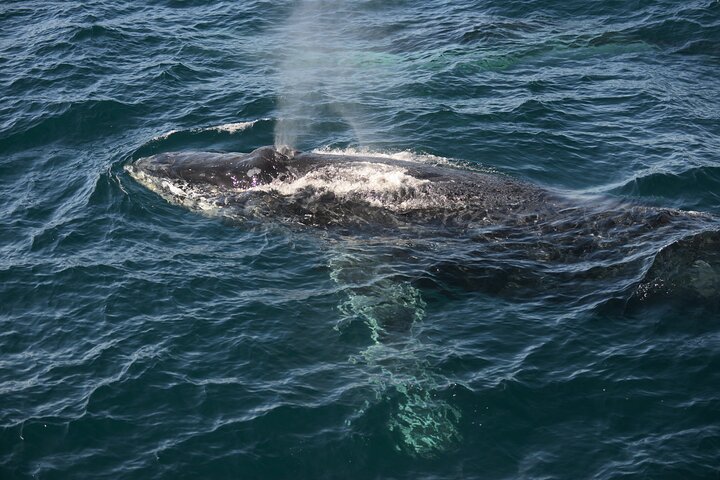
[151,120,266,141]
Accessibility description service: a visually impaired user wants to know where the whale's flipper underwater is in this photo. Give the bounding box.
[126,145,720,455]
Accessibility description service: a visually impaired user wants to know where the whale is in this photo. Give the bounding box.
[126,145,720,303]
[126,145,713,235]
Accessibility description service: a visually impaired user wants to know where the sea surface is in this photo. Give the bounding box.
[2,1,720,478]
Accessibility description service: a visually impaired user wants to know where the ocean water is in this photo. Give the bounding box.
[2,1,720,478]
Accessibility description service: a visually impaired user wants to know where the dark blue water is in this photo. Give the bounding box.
[2,1,720,478]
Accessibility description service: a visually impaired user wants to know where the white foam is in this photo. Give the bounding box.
[311,146,452,166]
[208,121,260,133]
[310,146,499,175]
[151,129,178,141]
[255,163,426,195]
[151,118,266,141]
[250,162,454,211]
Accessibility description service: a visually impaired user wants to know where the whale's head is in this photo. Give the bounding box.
[125,146,299,211]
[128,146,294,190]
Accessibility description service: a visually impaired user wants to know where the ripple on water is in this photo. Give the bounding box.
[2,0,720,478]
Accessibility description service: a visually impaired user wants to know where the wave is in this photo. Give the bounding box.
[150,120,268,142]
[631,14,720,58]
[69,24,127,43]
[0,99,144,153]
[153,62,209,82]
[128,118,275,160]
[612,166,720,211]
